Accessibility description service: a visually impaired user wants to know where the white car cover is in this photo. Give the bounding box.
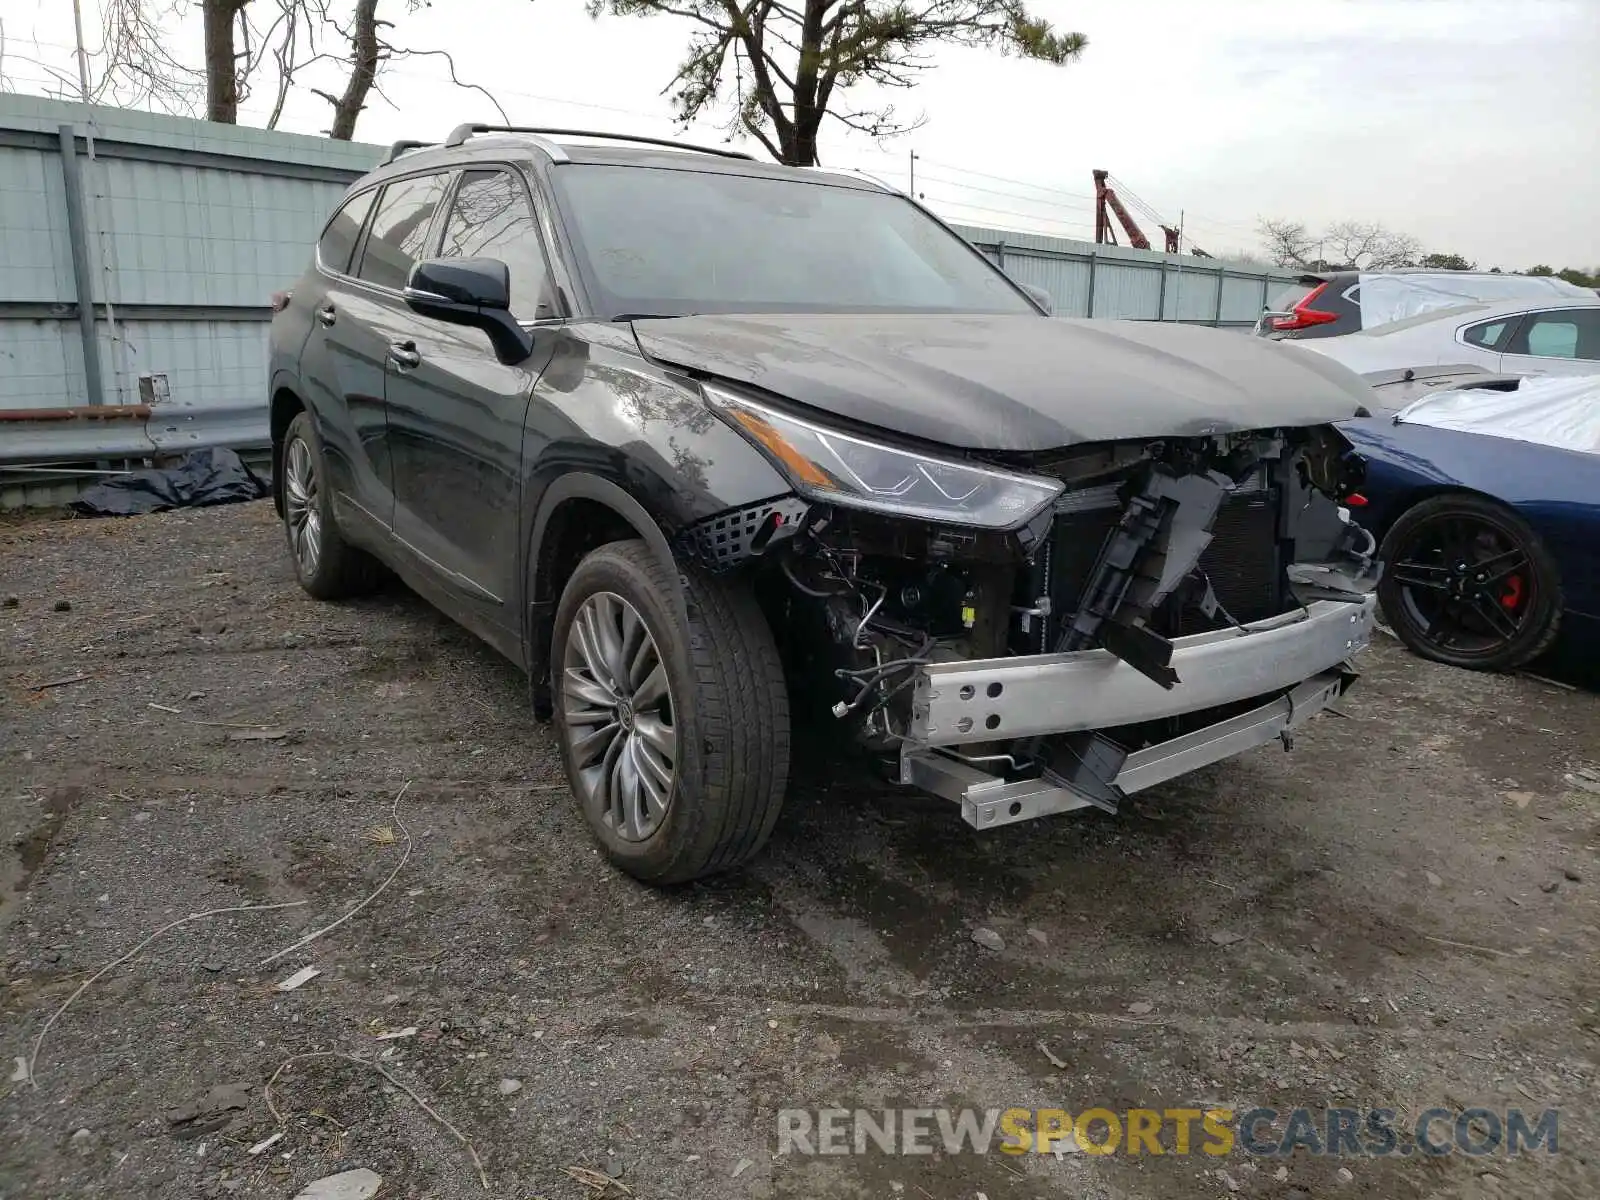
[1358,274,1593,330]
[1395,375,1600,454]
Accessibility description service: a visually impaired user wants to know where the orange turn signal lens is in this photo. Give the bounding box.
[726,407,837,489]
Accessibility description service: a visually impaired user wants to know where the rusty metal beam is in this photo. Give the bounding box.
[0,405,151,423]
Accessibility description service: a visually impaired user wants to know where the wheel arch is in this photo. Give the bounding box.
[269,381,307,518]
[1370,482,1508,545]
[524,472,683,709]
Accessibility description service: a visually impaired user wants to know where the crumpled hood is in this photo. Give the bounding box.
[632,313,1374,451]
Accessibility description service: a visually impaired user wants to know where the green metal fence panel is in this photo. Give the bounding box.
[0,94,381,443]
[948,222,1295,328]
[1090,262,1164,321]
[0,144,73,301]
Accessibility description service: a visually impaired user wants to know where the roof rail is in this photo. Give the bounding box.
[382,139,431,166]
[845,167,900,194]
[442,123,755,162]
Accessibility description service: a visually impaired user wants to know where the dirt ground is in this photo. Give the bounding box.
[1,501,1596,1200]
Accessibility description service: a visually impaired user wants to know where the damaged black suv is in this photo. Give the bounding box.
[269,124,1381,884]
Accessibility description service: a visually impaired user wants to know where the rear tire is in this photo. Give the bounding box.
[281,411,383,600]
[551,539,790,884]
[1378,493,1561,672]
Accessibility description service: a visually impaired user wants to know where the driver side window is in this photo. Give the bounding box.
[437,170,559,321]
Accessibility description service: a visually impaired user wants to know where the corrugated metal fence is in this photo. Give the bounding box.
[0,95,380,501]
[0,96,1294,506]
[949,224,1296,328]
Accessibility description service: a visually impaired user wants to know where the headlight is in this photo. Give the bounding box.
[705,384,1063,529]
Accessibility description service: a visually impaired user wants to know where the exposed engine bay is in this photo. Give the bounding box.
[722,424,1379,814]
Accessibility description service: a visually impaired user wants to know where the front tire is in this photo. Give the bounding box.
[1378,493,1562,672]
[281,411,382,600]
[551,540,790,884]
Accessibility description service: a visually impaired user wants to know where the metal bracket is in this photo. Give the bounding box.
[1056,463,1233,688]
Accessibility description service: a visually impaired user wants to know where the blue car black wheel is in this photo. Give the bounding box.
[1378,493,1563,672]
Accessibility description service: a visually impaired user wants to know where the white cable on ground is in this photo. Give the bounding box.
[258,780,413,967]
[27,899,308,1086]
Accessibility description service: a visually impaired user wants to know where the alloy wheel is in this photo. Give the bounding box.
[283,436,322,577]
[561,591,677,841]
[1388,512,1534,660]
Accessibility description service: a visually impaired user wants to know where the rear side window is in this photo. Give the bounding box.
[1507,308,1600,360]
[318,189,375,274]
[1461,318,1513,350]
[355,173,451,291]
[437,170,558,320]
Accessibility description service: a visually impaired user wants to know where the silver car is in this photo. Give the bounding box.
[1286,296,1600,378]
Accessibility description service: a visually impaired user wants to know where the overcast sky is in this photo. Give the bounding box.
[7,0,1597,268]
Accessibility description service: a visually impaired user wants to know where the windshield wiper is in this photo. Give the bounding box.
[612,312,686,322]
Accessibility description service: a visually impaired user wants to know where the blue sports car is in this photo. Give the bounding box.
[1336,366,1600,672]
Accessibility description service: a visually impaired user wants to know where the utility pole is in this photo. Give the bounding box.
[1172,210,1184,323]
[70,0,120,409]
[70,0,93,102]
[909,150,918,197]
[69,0,97,157]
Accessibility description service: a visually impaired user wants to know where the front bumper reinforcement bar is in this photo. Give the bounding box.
[908,598,1375,746]
[899,596,1376,830]
[902,670,1351,829]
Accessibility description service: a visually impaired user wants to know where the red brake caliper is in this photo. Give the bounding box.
[1500,574,1525,611]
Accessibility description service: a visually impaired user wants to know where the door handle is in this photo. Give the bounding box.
[387,340,422,369]
[315,304,336,327]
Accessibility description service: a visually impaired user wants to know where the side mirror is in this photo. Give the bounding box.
[1020,283,1053,315]
[403,257,533,364]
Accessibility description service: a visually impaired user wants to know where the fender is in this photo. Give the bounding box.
[514,333,795,696]
[522,470,685,690]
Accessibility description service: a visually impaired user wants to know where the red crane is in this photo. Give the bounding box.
[1093,169,1210,257]
[1093,169,1151,251]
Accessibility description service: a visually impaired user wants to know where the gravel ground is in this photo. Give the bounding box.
[1,501,1596,1200]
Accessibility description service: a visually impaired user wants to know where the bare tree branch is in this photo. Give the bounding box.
[0,21,101,99]
[303,1,507,141]
[386,46,509,123]
[1257,218,1317,269]
[1322,219,1421,270]
[80,0,207,113]
[265,2,303,128]
[8,1,488,144]
[1258,216,1423,270]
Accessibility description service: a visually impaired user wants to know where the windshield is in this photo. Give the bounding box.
[550,164,1038,319]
